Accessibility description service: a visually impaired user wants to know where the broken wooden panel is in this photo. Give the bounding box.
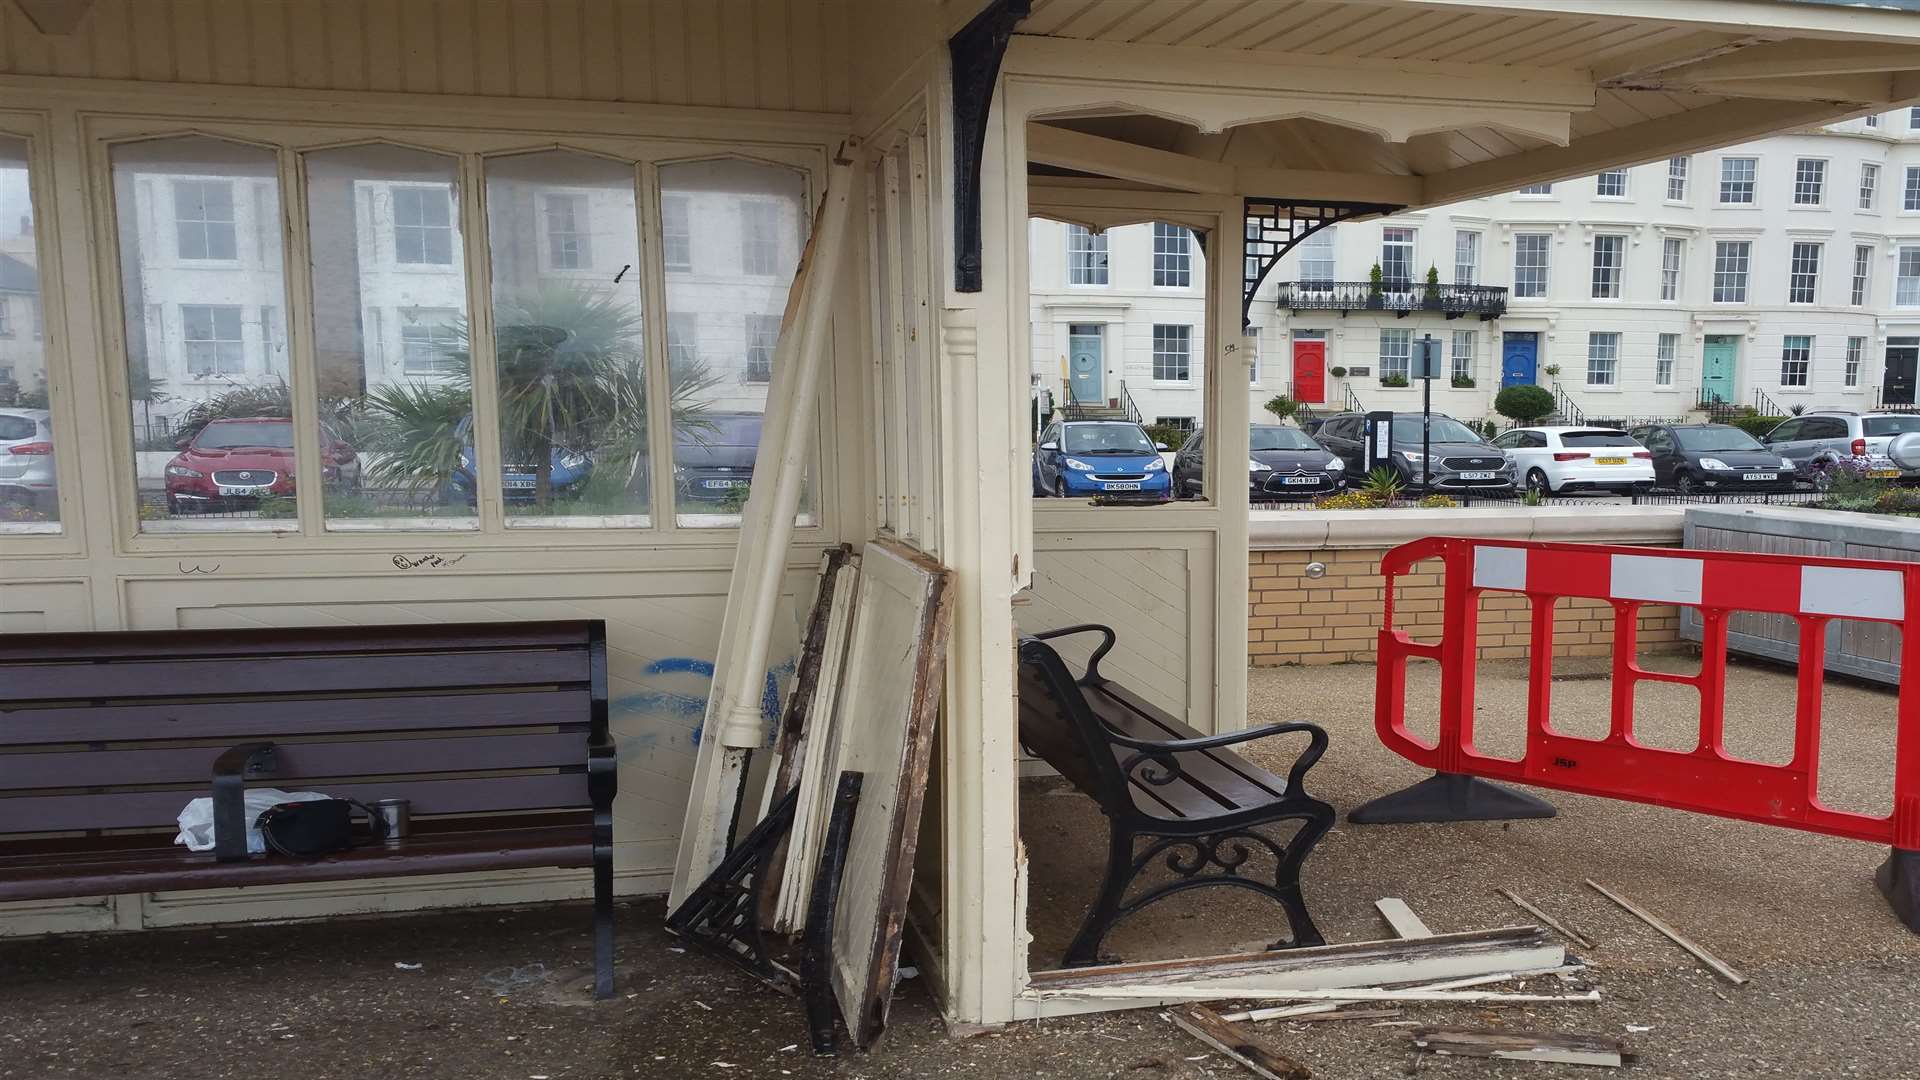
[1017,926,1564,1019]
[827,539,956,1049]
[1412,1028,1635,1068]
[1169,1006,1309,1080]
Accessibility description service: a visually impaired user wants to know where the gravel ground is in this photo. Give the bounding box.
[3,657,1915,1079]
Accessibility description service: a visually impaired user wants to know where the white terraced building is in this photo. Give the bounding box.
[1030,108,1920,431]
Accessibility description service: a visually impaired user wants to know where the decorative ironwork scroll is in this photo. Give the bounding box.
[1243,197,1402,329]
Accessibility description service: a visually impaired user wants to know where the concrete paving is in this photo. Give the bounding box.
[1,658,1914,1079]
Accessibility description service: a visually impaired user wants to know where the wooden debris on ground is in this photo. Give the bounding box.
[1282,1007,1401,1023]
[1498,888,1596,950]
[1410,1027,1636,1068]
[1586,878,1747,985]
[1063,985,1599,1005]
[1218,963,1585,1023]
[1168,1006,1310,1080]
[1374,898,1433,939]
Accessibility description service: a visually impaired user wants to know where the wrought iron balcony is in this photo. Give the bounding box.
[1273,280,1508,320]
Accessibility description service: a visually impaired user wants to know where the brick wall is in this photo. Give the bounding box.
[1248,547,1683,666]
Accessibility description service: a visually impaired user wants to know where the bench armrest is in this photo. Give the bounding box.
[586,731,618,809]
[211,741,278,863]
[1028,623,1117,683]
[1105,721,1329,795]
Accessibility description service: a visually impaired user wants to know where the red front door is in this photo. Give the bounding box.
[1292,339,1326,403]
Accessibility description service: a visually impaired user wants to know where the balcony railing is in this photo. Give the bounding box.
[1273,280,1508,320]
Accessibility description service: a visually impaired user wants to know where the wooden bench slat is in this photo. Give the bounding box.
[1,689,592,746]
[0,622,599,662]
[4,649,589,702]
[0,825,593,903]
[1089,683,1291,812]
[3,773,591,833]
[0,732,588,790]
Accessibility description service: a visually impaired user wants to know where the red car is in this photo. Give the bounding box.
[164,418,359,514]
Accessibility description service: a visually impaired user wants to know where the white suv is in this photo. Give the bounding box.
[1492,426,1656,495]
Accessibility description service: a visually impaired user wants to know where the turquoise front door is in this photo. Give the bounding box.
[1068,323,1103,403]
[1701,336,1738,404]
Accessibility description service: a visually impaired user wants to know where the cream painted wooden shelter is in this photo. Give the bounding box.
[3,0,1919,1030]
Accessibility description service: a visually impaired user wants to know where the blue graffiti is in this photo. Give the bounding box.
[611,656,797,748]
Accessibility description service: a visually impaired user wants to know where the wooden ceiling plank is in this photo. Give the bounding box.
[1182,0,1303,50]
[1136,0,1246,46]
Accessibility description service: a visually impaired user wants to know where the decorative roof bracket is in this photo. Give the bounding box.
[1243,197,1402,330]
[950,0,1031,293]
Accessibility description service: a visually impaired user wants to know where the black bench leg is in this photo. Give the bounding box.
[1267,806,1333,950]
[1064,823,1136,966]
[592,823,615,1000]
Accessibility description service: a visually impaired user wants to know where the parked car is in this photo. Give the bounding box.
[674,412,761,504]
[1761,410,1920,484]
[1033,419,1172,501]
[447,416,594,505]
[1627,423,1799,493]
[1491,426,1655,495]
[1313,411,1515,493]
[1173,424,1345,500]
[0,407,55,512]
[164,418,359,513]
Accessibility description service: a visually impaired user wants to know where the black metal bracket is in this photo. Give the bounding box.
[949,0,1031,293]
[801,771,864,1056]
[665,785,802,995]
[211,741,277,862]
[1243,197,1402,330]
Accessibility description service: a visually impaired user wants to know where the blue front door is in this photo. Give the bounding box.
[1068,324,1104,403]
[1502,332,1539,387]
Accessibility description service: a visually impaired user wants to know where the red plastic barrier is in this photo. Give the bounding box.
[1373,537,1920,849]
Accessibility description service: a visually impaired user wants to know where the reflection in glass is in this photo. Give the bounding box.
[112,136,298,531]
[485,151,649,526]
[661,159,809,527]
[0,136,57,532]
[305,144,476,530]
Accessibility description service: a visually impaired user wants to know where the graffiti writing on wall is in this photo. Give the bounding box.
[611,656,796,748]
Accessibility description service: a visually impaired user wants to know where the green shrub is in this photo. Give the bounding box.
[1329,366,1348,378]
[1494,384,1555,423]
[1263,394,1300,422]
[1451,375,1476,389]
[1143,423,1188,451]
[1314,492,1377,510]
[1362,467,1405,503]
[1730,414,1785,440]
[1380,374,1410,388]
[1418,494,1459,508]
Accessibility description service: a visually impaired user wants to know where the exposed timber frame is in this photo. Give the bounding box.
[949,0,1030,292]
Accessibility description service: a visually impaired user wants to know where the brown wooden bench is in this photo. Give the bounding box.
[1017,624,1334,966]
[0,620,617,997]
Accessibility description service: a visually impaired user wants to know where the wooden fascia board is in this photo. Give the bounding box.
[1589,34,1778,85]
[1660,40,1920,82]
[1396,0,1920,46]
[1025,123,1424,204]
[1658,72,1894,105]
[1001,35,1595,112]
[1422,96,1853,205]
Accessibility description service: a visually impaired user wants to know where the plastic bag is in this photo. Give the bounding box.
[174,788,333,855]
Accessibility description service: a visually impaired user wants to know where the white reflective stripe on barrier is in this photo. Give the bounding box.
[1473,546,1528,592]
[1609,554,1703,606]
[1800,565,1906,621]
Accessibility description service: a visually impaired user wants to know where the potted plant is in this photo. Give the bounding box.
[1366,262,1384,309]
[1329,365,1348,380]
[1423,266,1441,309]
[1452,374,1476,389]
[1380,373,1410,388]
[1264,394,1300,423]
[1543,363,1562,381]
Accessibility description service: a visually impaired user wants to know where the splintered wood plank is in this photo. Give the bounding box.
[1375,898,1433,939]
[1586,879,1746,985]
[1170,1006,1310,1080]
[828,540,954,1049]
[1498,888,1596,950]
[1412,1027,1634,1068]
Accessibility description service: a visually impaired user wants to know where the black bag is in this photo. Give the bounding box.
[254,799,372,858]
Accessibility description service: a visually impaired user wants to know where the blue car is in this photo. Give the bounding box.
[1033,419,1172,501]
[446,417,594,505]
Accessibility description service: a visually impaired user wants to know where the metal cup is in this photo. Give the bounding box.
[372,798,411,845]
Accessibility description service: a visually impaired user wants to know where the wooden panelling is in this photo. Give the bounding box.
[0,580,91,633]
[0,0,851,114]
[1023,540,1201,726]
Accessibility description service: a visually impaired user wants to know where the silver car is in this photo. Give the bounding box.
[1762,410,1920,483]
[0,407,55,512]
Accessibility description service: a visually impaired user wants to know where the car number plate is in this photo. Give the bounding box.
[702,478,748,489]
[503,479,536,490]
[1596,456,1627,465]
[1742,472,1777,482]
[1282,475,1319,485]
[216,485,268,496]
[1459,471,1495,480]
[1102,482,1142,491]
[1869,469,1901,479]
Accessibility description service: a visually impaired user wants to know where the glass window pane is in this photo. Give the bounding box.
[0,137,56,533]
[661,158,809,528]
[113,136,296,531]
[485,150,649,527]
[305,144,476,530]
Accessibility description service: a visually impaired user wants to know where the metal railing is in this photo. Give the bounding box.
[1272,280,1509,319]
[1343,384,1366,414]
[1874,386,1920,412]
[1551,382,1586,426]
[1751,387,1784,417]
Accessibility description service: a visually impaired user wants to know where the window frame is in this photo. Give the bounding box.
[1791,157,1827,207]
[1590,233,1625,299]
[1379,226,1415,286]
[388,182,455,267]
[1779,334,1812,388]
[1449,329,1474,383]
[1665,156,1689,203]
[1585,331,1619,388]
[1719,156,1757,205]
[1787,241,1822,304]
[1712,239,1752,303]
[1660,236,1684,302]
[1898,245,1920,307]
[1845,335,1864,387]
[1151,323,1193,383]
[1594,169,1628,199]
[1151,221,1192,288]
[1378,327,1412,381]
[1453,229,1478,286]
[1851,244,1872,306]
[1065,223,1109,286]
[1655,332,1678,387]
[1905,166,1920,213]
[1859,162,1879,210]
[1511,231,1551,299]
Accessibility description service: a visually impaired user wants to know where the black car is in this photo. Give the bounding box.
[1627,422,1801,493]
[1314,412,1515,493]
[1173,424,1345,500]
[675,412,762,503]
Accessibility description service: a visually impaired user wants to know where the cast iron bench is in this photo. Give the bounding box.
[1016,624,1334,966]
[0,620,618,997]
